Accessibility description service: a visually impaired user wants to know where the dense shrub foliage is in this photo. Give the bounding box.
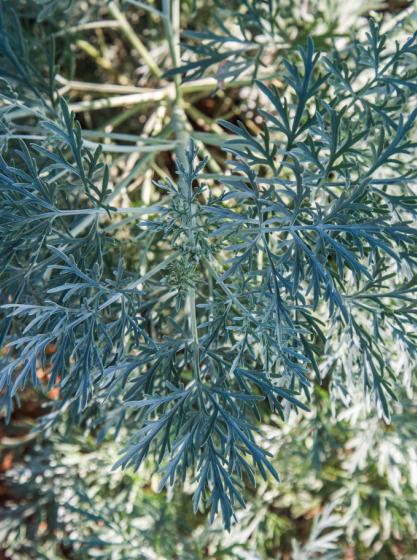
[1,0,417,556]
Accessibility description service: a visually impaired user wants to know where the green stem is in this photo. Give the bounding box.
[108,1,162,79]
[76,39,112,71]
[164,0,202,386]
[103,103,147,131]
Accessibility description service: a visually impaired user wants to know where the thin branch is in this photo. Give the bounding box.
[108,1,162,79]
[69,75,280,112]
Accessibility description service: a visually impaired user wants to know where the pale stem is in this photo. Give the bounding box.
[69,74,280,112]
[70,87,174,112]
[53,20,121,37]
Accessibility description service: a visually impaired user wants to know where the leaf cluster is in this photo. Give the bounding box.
[0,1,417,531]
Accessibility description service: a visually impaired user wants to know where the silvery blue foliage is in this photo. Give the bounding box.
[0,0,417,530]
